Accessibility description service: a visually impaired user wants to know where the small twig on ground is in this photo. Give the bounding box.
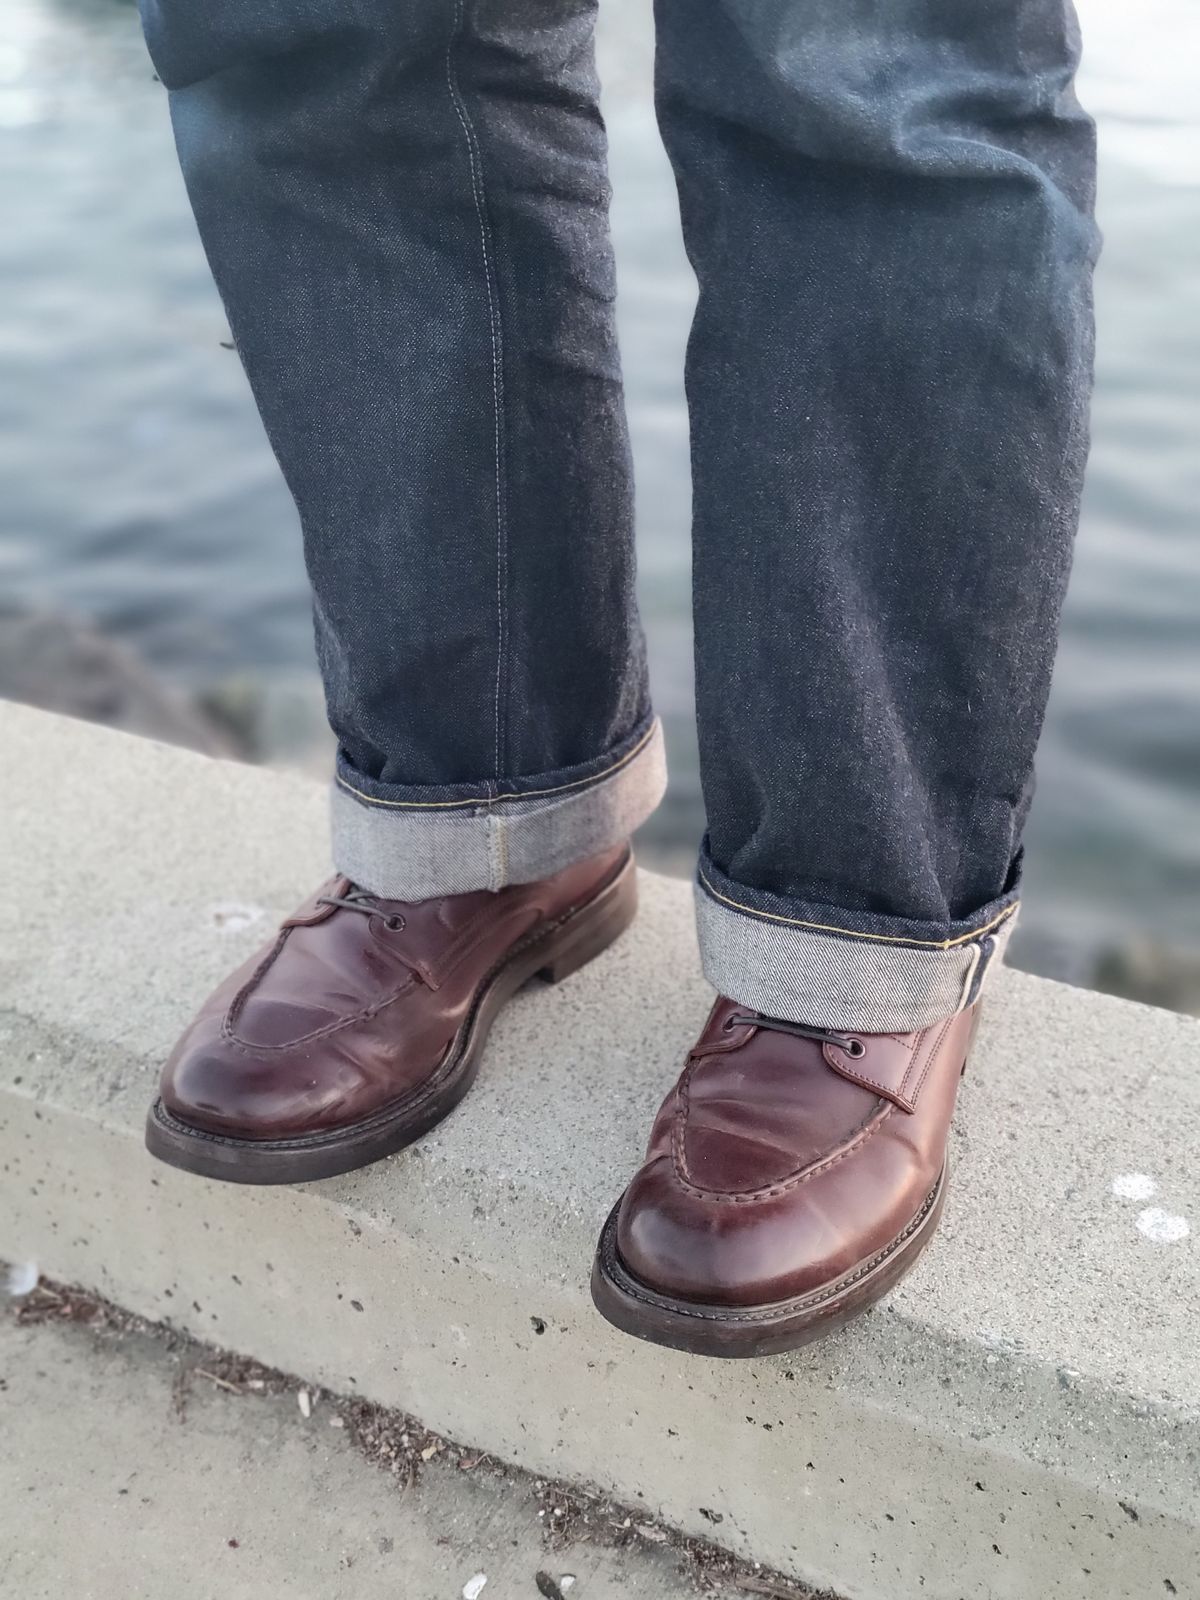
[194,1368,244,1395]
[733,1577,813,1599]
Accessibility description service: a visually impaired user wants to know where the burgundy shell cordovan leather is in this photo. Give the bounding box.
[159,844,630,1141]
[614,996,977,1308]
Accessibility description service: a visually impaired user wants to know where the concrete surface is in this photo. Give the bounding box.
[0,1307,741,1600]
[1,702,1198,1600]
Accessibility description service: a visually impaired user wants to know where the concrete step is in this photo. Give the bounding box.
[0,1302,752,1599]
[1,702,1198,1600]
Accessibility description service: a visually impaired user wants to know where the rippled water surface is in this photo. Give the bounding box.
[2,0,1197,986]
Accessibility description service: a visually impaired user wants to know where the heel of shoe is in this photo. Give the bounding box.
[537,859,638,984]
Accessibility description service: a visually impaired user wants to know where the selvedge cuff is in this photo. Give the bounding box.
[331,718,667,900]
[695,851,1019,1034]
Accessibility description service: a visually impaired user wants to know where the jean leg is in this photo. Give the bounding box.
[139,0,664,895]
[654,0,1098,1028]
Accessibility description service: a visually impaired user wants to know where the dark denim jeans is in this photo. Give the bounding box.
[139,0,1097,1030]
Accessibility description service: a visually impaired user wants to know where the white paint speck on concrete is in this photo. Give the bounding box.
[462,1574,488,1600]
[1136,1208,1190,1244]
[207,901,265,935]
[1112,1174,1157,1201]
[4,1261,38,1296]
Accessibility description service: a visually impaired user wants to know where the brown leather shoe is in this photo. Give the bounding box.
[147,844,636,1185]
[591,995,980,1357]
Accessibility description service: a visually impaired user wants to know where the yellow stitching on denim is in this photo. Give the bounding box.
[697,868,1018,951]
[335,719,659,811]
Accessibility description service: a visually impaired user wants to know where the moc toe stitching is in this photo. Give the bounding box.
[670,1057,894,1203]
[219,924,421,1051]
[220,971,421,1051]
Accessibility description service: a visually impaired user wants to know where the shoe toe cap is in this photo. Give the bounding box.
[160,1027,361,1140]
[613,1156,795,1307]
[614,1151,906,1309]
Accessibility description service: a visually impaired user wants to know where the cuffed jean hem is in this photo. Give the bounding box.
[330,717,667,900]
[695,850,1020,1034]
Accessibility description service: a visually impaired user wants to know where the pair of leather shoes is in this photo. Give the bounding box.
[148,845,979,1357]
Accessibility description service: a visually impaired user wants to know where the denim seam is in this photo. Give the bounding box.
[697,868,1019,952]
[444,0,507,778]
[335,718,659,811]
[486,813,510,891]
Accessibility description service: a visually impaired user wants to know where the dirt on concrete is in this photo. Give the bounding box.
[9,1275,829,1600]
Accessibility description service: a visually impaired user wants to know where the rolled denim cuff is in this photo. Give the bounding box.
[330,717,667,899]
[695,850,1020,1034]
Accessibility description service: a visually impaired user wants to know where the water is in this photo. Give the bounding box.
[2,0,1197,992]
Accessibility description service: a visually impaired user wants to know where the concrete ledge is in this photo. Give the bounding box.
[2,701,1198,1600]
[2,1307,726,1598]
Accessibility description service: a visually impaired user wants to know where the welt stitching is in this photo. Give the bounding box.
[335,719,658,811]
[699,867,1019,951]
[444,0,507,777]
[671,1062,891,1202]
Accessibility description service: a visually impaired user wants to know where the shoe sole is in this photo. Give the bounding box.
[145,850,638,1186]
[589,1161,949,1359]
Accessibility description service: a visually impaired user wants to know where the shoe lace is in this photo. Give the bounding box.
[316,885,407,932]
[725,1011,866,1059]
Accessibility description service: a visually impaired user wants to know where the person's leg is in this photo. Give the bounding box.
[593,0,1098,1353]
[139,0,664,1182]
[664,0,1097,1031]
[138,0,663,896]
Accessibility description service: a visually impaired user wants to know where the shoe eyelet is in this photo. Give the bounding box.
[384,914,406,932]
[844,1037,866,1059]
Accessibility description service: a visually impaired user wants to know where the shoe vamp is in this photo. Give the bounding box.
[680,1050,880,1194]
[234,922,418,1047]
